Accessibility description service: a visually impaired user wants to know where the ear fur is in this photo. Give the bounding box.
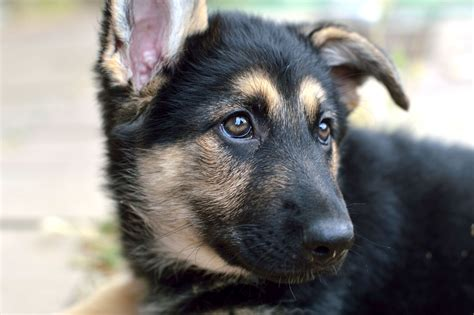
[98,0,208,91]
[298,23,409,111]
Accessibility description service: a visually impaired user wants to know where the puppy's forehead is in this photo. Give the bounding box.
[299,77,327,123]
[144,13,337,141]
[232,69,326,121]
[234,70,282,118]
[192,15,333,118]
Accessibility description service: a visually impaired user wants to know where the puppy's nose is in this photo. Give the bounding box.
[303,219,354,264]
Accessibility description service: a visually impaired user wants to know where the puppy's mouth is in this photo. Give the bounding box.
[214,238,350,284]
[238,251,349,284]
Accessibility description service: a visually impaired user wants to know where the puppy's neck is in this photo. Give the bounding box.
[139,266,287,313]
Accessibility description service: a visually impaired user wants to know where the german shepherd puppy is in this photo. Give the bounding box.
[95,0,473,313]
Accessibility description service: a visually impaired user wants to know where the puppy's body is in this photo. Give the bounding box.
[338,130,473,314]
[94,1,474,313]
[135,130,473,314]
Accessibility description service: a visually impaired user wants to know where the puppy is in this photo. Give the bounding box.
[87,0,474,313]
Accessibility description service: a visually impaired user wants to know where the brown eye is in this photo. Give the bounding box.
[222,112,253,139]
[318,120,331,145]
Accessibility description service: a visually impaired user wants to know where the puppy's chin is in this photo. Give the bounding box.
[252,258,347,284]
[229,251,349,284]
[157,225,348,283]
[158,232,250,278]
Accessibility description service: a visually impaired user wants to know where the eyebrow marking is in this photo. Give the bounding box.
[331,141,340,179]
[299,76,326,123]
[235,70,282,118]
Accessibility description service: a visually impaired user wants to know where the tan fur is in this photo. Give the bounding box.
[299,76,326,124]
[185,0,208,37]
[194,135,253,218]
[140,76,169,97]
[102,53,130,87]
[309,26,409,110]
[310,27,379,58]
[136,141,249,276]
[165,0,209,64]
[62,275,146,315]
[100,0,133,86]
[309,27,382,112]
[235,70,282,118]
[330,67,361,111]
[112,76,169,124]
[331,142,340,179]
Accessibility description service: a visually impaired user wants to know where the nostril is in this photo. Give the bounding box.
[303,219,353,264]
[313,245,331,257]
[283,201,298,212]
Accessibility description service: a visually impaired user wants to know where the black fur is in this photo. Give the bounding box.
[96,8,474,314]
[139,131,474,315]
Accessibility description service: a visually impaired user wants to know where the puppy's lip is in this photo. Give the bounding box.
[234,250,349,284]
[251,266,334,284]
[232,256,347,284]
[214,236,349,283]
[310,249,349,266]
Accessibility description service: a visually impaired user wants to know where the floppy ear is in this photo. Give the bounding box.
[298,23,409,111]
[98,0,208,91]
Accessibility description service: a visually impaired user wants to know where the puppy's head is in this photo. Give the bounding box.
[97,0,408,283]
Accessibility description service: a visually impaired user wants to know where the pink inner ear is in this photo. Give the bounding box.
[130,0,169,89]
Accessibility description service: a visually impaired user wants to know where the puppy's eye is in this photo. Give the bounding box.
[318,120,331,145]
[221,112,253,139]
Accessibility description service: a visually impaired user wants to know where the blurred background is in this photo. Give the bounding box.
[1,0,472,313]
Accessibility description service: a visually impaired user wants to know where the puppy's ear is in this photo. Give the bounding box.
[98,0,208,90]
[297,23,409,111]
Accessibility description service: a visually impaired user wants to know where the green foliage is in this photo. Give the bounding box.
[73,217,124,276]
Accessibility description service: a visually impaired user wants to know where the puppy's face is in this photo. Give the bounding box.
[137,51,349,282]
[97,0,408,283]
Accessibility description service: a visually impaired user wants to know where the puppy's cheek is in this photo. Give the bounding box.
[159,231,249,276]
[135,144,193,252]
[192,135,253,221]
[135,142,249,276]
[185,135,254,268]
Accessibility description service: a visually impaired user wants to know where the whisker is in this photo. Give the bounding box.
[356,234,392,250]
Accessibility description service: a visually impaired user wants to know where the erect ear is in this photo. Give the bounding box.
[298,23,409,111]
[98,0,208,91]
